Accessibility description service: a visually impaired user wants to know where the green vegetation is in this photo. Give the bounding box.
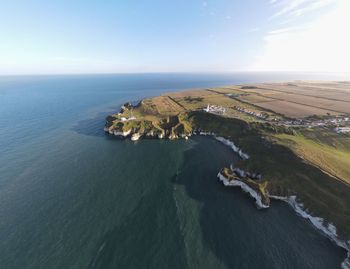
[106,82,350,241]
[188,111,350,239]
[183,96,204,103]
[275,131,350,185]
[221,167,270,206]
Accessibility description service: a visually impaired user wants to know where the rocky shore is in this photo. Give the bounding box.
[217,171,269,209]
[104,102,193,141]
[217,165,350,268]
[105,100,350,268]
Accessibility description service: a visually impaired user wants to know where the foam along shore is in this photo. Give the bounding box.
[212,134,350,268]
[106,91,350,268]
[270,195,350,269]
[106,121,350,266]
[198,132,250,160]
[218,171,268,209]
[219,169,350,268]
[344,255,350,269]
[199,133,271,209]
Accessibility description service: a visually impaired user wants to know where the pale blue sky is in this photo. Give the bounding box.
[0,0,349,74]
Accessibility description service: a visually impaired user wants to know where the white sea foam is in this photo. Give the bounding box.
[215,136,250,160]
[200,131,350,267]
[198,132,250,160]
[342,254,350,269]
[269,195,350,268]
[286,196,348,250]
[113,129,131,137]
[268,195,288,201]
[217,172,269,209]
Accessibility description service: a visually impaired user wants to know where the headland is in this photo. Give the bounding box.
[105,81,350,268]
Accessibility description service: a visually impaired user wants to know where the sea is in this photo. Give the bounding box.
[0,73,349,269]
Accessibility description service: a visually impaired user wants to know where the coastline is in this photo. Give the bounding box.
[105,83,350,268]
[212,134,350,268]
[213,136,350,268]
[105,125,350,267]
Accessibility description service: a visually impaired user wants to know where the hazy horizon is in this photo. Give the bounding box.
[1,71,350,79]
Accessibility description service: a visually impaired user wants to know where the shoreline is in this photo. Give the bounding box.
[212,135,350,268]
[106,128,350,267]
[105,83,350,268]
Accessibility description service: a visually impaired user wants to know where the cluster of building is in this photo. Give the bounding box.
[325,117,349,125]
[277,119,307,127]
[334,127,350,134]
[278,116,350,129]
[234,106,267,119]
[203,104,226,115]
[202,101,350,136]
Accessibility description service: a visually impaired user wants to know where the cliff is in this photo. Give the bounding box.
[105,88,350,266]
[105,102,193,140]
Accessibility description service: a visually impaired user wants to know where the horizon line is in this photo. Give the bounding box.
[1,70,350,78]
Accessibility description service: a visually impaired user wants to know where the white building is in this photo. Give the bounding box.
[334,127,350,134]
[203,104,226,115]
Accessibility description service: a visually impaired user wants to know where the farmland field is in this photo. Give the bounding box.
[235,81,350,117]
[255,100,339,118]
[107,80,350,243]
[154,81,350,119]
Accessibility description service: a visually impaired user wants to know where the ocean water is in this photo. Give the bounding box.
[0,73,348,269]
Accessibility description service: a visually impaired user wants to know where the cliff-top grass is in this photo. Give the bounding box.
[107,81,350,239]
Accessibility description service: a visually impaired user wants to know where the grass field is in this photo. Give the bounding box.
[186,111,350,239]
[275,132,350,185]
[107,81,350,239]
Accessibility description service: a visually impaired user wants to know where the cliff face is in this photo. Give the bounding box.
[105,99,350,250]
[104,83,350,267]
[105,117,163,139]
[218,167,270,208]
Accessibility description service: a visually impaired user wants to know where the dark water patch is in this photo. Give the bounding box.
[1,74,349,269]
[88,178,187,269]
[175,136,346,269]
[71,110,111,137]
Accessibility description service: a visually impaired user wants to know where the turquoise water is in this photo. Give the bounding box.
[0,74,347,268]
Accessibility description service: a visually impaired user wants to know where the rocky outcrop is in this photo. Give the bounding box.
[105,103,192,140]
[105,118,192,140]
[218,168,270,209]
[268,195,350,269]
[106,100,350,268]
[218,166,350,267]
[218,171,269,209]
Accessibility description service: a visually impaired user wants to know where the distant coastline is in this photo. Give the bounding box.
[105,81,350,268]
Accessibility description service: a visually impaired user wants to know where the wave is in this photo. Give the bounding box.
[198,132,250,160]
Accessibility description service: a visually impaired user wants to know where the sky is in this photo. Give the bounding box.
[0,0,349,74]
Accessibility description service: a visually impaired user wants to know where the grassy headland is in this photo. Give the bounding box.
[105,81,350,242]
